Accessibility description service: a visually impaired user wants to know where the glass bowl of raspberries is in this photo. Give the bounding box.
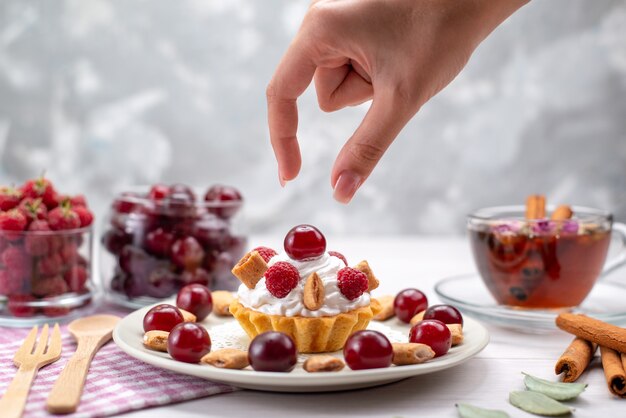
[101,183,247,309]
[0,176,95,326]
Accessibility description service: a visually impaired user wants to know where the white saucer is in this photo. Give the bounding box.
[435,273,626,332]
[113,301,489,392]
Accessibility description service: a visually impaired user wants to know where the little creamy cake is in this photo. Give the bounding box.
[230,225,381,353]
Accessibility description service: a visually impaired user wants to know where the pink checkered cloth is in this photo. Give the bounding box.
[0,308,236,418]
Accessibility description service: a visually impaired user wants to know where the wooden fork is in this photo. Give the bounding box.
[0,324,62,418]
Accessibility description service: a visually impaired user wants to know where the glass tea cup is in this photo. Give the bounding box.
[467,205,626,309]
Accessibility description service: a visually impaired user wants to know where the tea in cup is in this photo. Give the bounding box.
[467,196,625,309]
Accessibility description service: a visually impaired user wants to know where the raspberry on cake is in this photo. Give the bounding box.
[229,224,381,353]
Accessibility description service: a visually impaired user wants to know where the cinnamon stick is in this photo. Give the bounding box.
[525,195,546,219]
[600,346,626,397]
[556,313,626,353]
[551,205,573,220]
[555,337,597,382]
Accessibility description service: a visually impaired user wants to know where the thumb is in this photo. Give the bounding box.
[331,90,415,204]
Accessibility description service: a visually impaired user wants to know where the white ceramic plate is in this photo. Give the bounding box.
[113,301,489,392]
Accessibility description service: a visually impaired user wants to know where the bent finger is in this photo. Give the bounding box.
[267,38,317,183]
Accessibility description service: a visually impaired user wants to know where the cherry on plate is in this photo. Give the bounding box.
[167,322,211,363]
[176,284,213,321]
[394,288,428,323]
[143,304,184,332]
[248,331,297,372]
[409,319,451,357]
[423,304,463,327]
[343,330,393,370]
[283,224,326,261]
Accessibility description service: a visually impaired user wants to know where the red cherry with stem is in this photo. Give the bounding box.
[176,284,213,321]
[409,319,451,357]
[143,304,184,332]
[248,331,297,372]
[167,322,211,363]
[343,330,393,370]
[283,224,326,261]
[423,304,463,327]
[394,288,428,323]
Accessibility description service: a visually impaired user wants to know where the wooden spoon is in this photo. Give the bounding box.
[46,315,121,414]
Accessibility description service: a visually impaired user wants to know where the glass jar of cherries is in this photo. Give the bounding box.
[100,183,247,309]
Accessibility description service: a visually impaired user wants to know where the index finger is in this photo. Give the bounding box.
[267,38,317,183]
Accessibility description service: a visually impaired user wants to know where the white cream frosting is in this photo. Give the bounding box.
[236,252,370,318]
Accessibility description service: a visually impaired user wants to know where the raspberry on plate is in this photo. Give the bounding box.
[337,267,368,300]
[0,186,23,211]
[48,206,81,230]
[252,246,277,263]
[265,261,299,298]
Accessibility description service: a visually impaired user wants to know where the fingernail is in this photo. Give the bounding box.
[333,171,363,204]
[278,171,286,187]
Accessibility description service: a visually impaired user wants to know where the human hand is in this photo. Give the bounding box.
[267,0,528,203]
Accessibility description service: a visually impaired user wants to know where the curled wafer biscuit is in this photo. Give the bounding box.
[179,308,197,323]
[555,337,597,382]
[556,313,626,353]
[525,194,546,219]
[354,260,379,292]
[213,291,235,316]
[551,205,573,220]
[409,311,426,327]
[231,251,268,289]
[143,330,169,352]
[447,324,463,346]
[392,343,435,365]
[202,349,249,370]
[303,272,324,311]
[373,295,395,321]
[303,355,345,372]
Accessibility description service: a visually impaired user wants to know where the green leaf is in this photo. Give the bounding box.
[523,372,587,400]
[456,403,510,418]
[509,391,572,416]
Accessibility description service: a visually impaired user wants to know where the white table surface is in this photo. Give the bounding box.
[120,236,624,418]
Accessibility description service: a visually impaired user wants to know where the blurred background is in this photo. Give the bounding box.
[0,0,624,235]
